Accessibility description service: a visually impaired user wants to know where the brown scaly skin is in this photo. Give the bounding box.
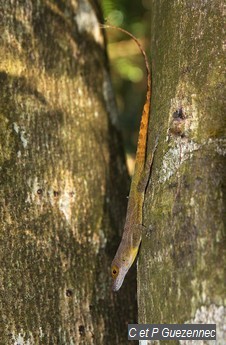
[100,24,153,291]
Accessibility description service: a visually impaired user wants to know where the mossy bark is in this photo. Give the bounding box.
[138,1,225,344]
[0,1,137,344]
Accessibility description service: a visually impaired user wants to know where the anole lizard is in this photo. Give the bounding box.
[100,24,157,291]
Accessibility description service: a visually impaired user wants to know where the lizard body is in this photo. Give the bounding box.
[101,25,153,291]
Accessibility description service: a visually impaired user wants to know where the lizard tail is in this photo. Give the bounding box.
[136,85,151,165]
[100,24,151,168]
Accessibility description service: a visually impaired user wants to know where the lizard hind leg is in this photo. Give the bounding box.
[137,135,159,193]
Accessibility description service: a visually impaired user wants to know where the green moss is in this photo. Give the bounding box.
[139,147,225,325]
[0,113,15,165]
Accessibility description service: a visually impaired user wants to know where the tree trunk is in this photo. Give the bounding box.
[0,1,137,344]
[138,0,225,344]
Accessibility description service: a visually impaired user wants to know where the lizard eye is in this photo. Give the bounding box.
[111,265,119,279]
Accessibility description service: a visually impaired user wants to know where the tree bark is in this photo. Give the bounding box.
[138,0,225,344]
[0,1,137,344]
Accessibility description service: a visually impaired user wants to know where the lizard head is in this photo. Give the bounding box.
[111,263,129,291]
[111,246,139,291]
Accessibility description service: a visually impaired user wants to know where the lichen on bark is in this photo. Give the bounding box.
[138,1,225,344]
[0,1,136,344]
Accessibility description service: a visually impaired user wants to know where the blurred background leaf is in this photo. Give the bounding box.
[101,0,151,174]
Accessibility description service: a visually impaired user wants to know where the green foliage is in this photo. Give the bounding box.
[101,0,124,26]
[114,58,144,83]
